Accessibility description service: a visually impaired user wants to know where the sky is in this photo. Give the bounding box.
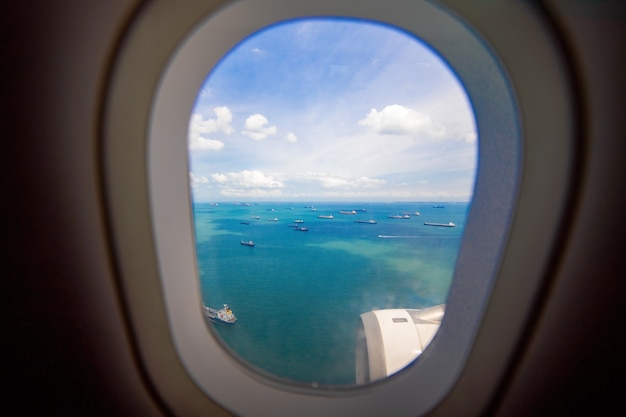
[188,18,477,203]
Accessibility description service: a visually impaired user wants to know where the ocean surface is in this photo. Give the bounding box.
[193,202,469,385]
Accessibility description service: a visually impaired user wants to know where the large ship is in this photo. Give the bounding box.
[317,214,334,219]
[203,303,237,324]
[424,221,456,227]
[240,240,255,246]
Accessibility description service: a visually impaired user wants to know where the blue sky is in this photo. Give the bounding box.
[188,18,477,202]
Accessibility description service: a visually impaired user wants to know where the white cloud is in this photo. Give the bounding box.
[353,176,387,188]
[211,170,284,189]
[212,169,284,198]
[213,107,235,134]
[317,175,386,189]
[189,172,209,188]
[197,170,388,200]
[358,104,445,137]
[191,107,234,135]
[190,168,475,201]
[189,136,225,151]
[296,172,386,189]
[211,173,228,184]
[242,114,277,141]
[285,132,298,143]
[189,107,234,150]
[220,188,283,198]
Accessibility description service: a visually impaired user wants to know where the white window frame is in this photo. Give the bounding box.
[102,1,576,416]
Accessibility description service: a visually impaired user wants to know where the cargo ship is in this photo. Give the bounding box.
[423,221,456,227]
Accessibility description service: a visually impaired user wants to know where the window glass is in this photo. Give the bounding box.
[188,18,477,385]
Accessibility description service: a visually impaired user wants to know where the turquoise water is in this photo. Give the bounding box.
[193,202,468,385]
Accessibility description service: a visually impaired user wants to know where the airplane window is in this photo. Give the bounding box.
[188,18,477,385]
[109,0,539,414]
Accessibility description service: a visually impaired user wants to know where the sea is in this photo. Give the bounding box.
[192,201,469,386]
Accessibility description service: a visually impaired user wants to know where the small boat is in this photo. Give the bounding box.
[203,303,237,324]
[424,221,456,227]
[294,226,309,232]
[388,215,403,219]
[317,214,334,219]
[355,219,377,224]
[240,221,250,225]
[267,217,278,221]
[251,216,260,220]
[414,212,421,216]
[294,219,304,223]
[240,240,255,246]
[432,205,445,208]
[339,210,357,215]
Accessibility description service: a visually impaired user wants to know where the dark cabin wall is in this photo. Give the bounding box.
[494,1,626,416]
[2,1,163,415]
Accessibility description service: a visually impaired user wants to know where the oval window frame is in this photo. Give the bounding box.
[102,1,576,416]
